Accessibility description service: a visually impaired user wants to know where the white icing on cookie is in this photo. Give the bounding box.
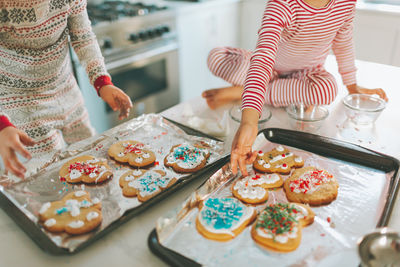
[124,175,135,182]
[44,218,56,227]
[135,157,143,163]
[295,157,303,163]
[142,153,150,159]
[270,152,294,163]
[117,152,125,157]
[86,211,99,221]
[86,159,100,164]
[233,179,266,200]
[252,173,280,185]
[69,169,82,180]
[166,144,207,169]
[258,151,264,156]
[258,159,265,165]
[40,202,51,214]
[257,227,298,243]
[74,191,87,197]
[276,145,284,152]
[68,220,84,228]
[263,163,271,169]
[132,170,142,176]
[92,198,100,204]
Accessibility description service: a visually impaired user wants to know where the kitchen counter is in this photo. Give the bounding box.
[1,55,400,266]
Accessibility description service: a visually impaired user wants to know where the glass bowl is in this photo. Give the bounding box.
[342,94,386,125]
[229,105,272,130]
[285,104,329,133]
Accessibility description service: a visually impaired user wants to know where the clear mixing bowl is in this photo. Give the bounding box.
[285,104,329,133]
[229,105,272,130]
[342,94,386,125]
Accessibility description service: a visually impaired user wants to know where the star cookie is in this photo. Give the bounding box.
[108,140,156,168]
[119,169,177,202]
[196,197,256,241]
[284,166,339,206]
[164,143,210,173]
[251,203,314,252]
[253,145,304,174]
[38,190,102,235]
[59,155,113,184]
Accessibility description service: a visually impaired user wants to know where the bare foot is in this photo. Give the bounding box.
[201,86,243,110]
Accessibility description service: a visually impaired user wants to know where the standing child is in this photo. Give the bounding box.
[0,0,132,178]
[202,0,388,175]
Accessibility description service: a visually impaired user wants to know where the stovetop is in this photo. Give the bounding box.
[87,1,169,25]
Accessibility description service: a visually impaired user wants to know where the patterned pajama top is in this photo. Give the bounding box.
[0,0,110,155]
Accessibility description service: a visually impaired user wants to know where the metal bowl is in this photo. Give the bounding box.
[343,94,386,125]
[285,104,329,133]
[358,227,400,267]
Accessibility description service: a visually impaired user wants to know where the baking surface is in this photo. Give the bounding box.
[157,134,392,266]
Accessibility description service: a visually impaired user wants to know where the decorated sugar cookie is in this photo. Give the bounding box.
[284,166,339,206]
[39,190,102,235]
[232,173,283,204]
[119,169,177,202]
[108,140,156,168]
[59,155,113,184]
[251,203,314,252]
[164,143,210,173]
[196,197,256,241]
[253,145,304,174]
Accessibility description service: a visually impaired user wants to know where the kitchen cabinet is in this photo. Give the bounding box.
[176,0,241,101]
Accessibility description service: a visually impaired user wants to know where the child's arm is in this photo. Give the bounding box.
[67,0,132,118]
[331,2,388,102]
[0,115,35,178]
[231,0,292,175]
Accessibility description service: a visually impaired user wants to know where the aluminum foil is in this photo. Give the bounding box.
[157,133,393,266]
[0,114,225,252]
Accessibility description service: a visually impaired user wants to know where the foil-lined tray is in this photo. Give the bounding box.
[0,114,227,254]
[149,128,400,266]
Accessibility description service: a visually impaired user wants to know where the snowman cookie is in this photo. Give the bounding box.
[59,155,113,184]
[253,145,304,174]
[251,203,314,252]
[196,197,256,241]
[164,143,210,173]
[119,169,177,202]
[39,190,102,235]
[108,140,156,168]
[231,173,283,204]
[284,166,339,206]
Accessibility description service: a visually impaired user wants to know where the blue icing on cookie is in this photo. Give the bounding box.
[56,207,68,215]
[200,198,244,230]
[132,171,171,195]
[172,145,203,163]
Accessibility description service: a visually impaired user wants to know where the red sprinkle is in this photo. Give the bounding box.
[327,217,331,223]
[154,161,159,166]
[320,233,325,237]
[282,163,287,167]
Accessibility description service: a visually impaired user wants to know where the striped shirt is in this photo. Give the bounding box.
[242,0,357,113]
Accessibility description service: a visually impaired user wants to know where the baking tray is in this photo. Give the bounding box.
[148,128,400,266]
[0,115,229,255]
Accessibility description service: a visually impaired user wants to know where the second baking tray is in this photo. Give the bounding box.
[148,128,400,266]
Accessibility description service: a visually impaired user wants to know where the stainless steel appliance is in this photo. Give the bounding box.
[75,1,179,132]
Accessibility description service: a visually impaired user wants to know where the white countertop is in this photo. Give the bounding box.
[1,56,400,266]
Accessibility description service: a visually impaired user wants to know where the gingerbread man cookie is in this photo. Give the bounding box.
[232,173,283,204]
[108,140,156,168]
[164,143,210,173]
[39,190,102,235]
[284,166,339,206]
[251,203,314,252]
[119,169,177,202]
[253,145,304,174]
[59,155,113,184]
[196,197,256,241]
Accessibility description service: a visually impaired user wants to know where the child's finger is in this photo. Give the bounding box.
[245,151,258,165]
[238,156,248,176]
[19,131,36,147]
[230,150,239,175]
[4,150,25,178]
[13,139,31,159]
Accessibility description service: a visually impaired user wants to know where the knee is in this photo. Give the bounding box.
[311,74,338,105]
[207,47,229,75]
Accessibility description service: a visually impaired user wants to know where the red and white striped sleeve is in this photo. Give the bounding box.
[241,0,293,114]
[331,2,357,86]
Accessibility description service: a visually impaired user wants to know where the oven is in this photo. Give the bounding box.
[105,38,179,126]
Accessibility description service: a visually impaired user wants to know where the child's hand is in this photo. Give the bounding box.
[230,109,259,176]
[347,84,388,102]
[99,85,133,120]
[0,127,35,178]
